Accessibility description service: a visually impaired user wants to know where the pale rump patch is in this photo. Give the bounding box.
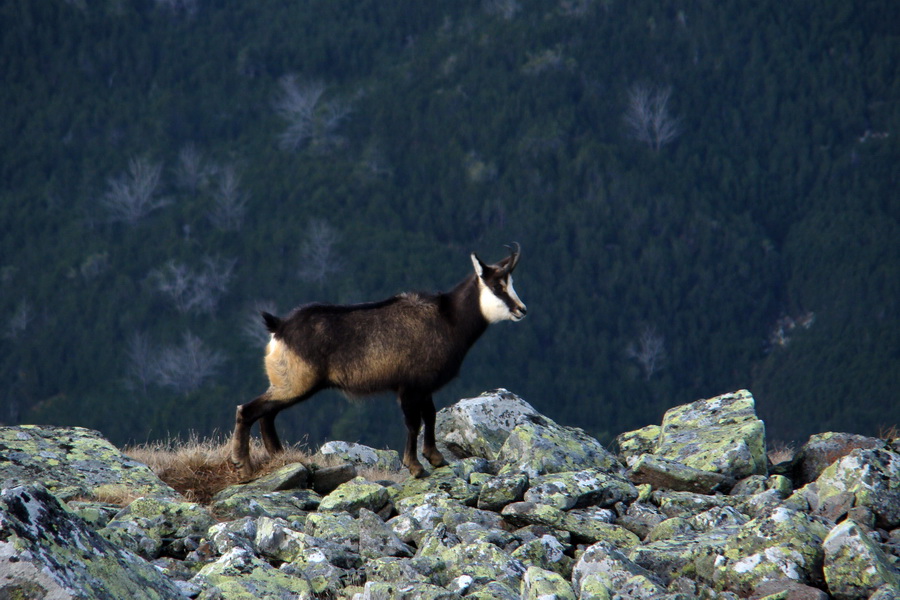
[264,336,317,400]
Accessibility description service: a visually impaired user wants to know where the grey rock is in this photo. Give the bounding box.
[792,432,884,486]
[0,484,187,600]
[316,441,403,473]
[656,390,768,480]
[436,388,540,460]
[823,519,900,600]
[0,425,180,501]
[628,453,734,494]
[476,472,529,511]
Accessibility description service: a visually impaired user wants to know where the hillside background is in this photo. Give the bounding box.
[2,0,898,449]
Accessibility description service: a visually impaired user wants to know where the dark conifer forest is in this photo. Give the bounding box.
[2,0,898,449]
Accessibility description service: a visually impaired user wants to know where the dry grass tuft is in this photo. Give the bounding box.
[125,434,312,505]
[767,440,796,466]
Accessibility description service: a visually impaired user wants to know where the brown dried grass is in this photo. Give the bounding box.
[124,434,311,505]
[766,440,796,466]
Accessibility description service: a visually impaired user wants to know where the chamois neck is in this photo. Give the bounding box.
[447,274,489,341]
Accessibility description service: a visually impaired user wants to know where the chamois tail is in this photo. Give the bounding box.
[261,311,281,334]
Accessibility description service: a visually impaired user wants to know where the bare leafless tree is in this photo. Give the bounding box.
[297,219,343,284]
[627,325,667,381]
[124,332,156,395]
[484,0,520,19]
[273,76,351,151]
[208,165,247,231]
[100,156,170,224]
[174,143,215,192]
[4,300,33,340]
[152,332,224,393]
[623,83,682,151]
[149,256,236,314]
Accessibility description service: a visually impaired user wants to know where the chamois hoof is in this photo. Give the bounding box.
[231,459,254,481]
[406,462,428,479]
[426,452,448,468]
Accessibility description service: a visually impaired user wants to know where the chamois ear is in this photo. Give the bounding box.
[470,253,488,278]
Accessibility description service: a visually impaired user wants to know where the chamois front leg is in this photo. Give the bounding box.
[421,394,447,469]
[399,391,427,478]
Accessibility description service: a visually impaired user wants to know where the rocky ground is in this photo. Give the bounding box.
[2,389,900,599]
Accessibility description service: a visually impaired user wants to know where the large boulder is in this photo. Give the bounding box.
[712,507,830,594]
[0,484,187,600]
[496,416,622,477]
[823,520,900,600]
[436,389,540,460]
[656,390,768,480]
[791,432,885,486]
[803,448,900,529]
[0,425,179,501]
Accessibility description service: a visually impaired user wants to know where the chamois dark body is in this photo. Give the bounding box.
[230,245,526,478]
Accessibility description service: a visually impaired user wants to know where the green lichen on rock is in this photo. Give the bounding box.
[436,389,540,460]
[497,416,621,477]
[389,468,478,505]
[210,485,319,521]
[319,476,390,516]
[0,484,187,600]
[101,496,216,559]
[520,566,577,600]
[194,547,312,599]
[314,441,402,472]
[616,424,662,466]
[812,448,900,528]
[712,507,829,594]
[0,425,179,501]
[656,390,767,479]
[524,468,638,509]
[476,472,528,511]
[823,520,900,599]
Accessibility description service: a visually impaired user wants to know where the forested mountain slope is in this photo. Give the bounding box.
[1,0,898,448]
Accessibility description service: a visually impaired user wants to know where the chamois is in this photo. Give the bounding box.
[230,244,527,478]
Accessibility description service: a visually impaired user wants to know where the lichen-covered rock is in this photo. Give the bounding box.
[476,472,528,511]
[823,520,900,600]
[438,541,528,588]
[100,496,216,559]
[520,566,576,600]
[792,432,885,486]
[497,416,622,477]
[653,490,728,519]
[656,390,767,480]
[562,509,640,547]
[628,527,737,584]
[0,484,187,600]
[304,510,359,548]
[807,448,900,529]
[616,425,661,467]
[628,454,734,494]
[525,468,638,510]
[390,468,478,505]
[0,425,180,501]
[319,476,390,516]
[616,501,667,540]
[572,542,665,599]
[510,534,572,576]
[207,517,257,555]
[210,485,320,521]
[712,507,830,594]
[358,507,414,559]
[193,547,312,599]
[315,441,403,473]
[436,389,540,460]
[356,580,461,600]
[501,501,567,529]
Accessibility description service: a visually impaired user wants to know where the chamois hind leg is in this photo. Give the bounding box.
[421,394,448,468]
[259,410,284,455]
[399,391,427,479]
[231,391,285,479]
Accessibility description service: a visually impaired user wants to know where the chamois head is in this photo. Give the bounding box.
[471,242,527,323]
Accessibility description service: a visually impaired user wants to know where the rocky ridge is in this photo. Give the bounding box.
[2,389,900,599]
